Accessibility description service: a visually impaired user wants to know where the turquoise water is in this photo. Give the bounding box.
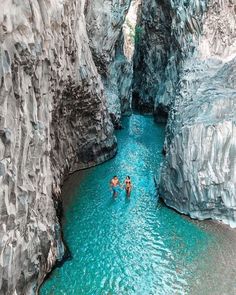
[40,115,215,295]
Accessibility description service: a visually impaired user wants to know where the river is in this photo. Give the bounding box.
[40,114,236,295]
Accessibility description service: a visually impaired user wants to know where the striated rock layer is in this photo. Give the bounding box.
[135,0,236,226]
[132,0,172,115]
[0,0,130,293]
[85,0,133,128]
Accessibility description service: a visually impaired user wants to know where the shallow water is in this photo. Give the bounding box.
[40,115,236,295]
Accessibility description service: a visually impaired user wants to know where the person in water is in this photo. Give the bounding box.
[110,176,120,198]
[124,176,132,197]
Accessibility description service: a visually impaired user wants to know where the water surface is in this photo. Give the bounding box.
[41,115,236,295]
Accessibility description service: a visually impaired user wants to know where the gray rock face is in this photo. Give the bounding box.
[103,32,133,128]
[85,0,133,128]
[135,0,236,226]
[160,58,236,227]
[0,0,130,293]
[132,0,172,115]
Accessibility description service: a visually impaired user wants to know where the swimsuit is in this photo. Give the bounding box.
[112,186,119,193]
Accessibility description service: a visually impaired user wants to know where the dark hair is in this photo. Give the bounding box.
[126,176,130,179]
[114,175,117,178]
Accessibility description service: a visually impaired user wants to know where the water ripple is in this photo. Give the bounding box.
[41,115,217,295]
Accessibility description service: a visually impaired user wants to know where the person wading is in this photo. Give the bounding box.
[124,176,132,197]
[110,176,121,198]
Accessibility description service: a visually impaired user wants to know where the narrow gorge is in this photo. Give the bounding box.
[0,0,236,294]
[133,0,236,226]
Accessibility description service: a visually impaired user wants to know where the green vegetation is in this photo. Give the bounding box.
[124,19,144,45]
[134,25,144,44]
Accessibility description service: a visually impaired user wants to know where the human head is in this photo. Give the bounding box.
[126,176,130,179]
[113,175,117,179]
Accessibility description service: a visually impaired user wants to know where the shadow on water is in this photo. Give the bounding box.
[40,114,236,295]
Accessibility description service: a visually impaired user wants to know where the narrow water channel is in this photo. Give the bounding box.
[40,115,236,295]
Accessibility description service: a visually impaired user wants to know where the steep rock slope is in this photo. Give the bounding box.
[0,0,130,293]
[134,0,236,226]
[160,0,236,227]
[132,0,172,115]
[85,0,133,128]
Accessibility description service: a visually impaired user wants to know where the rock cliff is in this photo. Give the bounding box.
[0,0,130,293]
[134,0,236,226]
[132,0,172,115]
[85,0,133,128]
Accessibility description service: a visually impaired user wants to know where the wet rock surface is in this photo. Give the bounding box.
[0,0,130,293]
[135,0,236,226]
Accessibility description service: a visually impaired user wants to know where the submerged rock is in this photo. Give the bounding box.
[0,0,130,293]
[135,0,236,226]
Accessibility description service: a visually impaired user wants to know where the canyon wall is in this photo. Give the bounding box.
[132,0,172,115]
[134,0,236,226]
[0,0,130,293]
[85,0,133,128]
